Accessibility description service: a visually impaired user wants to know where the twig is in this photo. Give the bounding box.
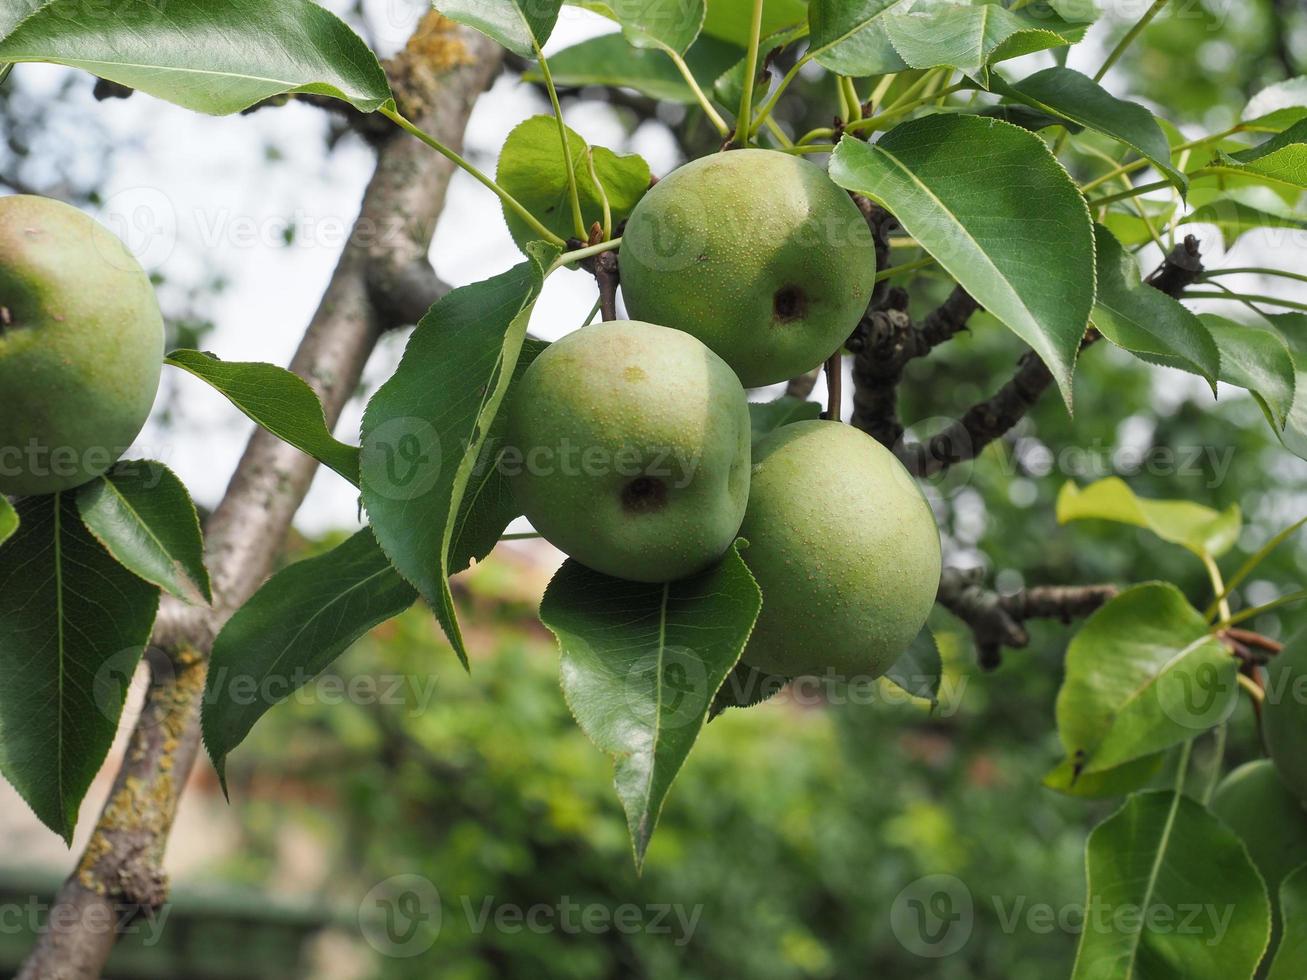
[824,352,843,421]
[573,240,621,322]
[595,251,620,322]
[17,18,503,980]
[848,286,979,449]
[892,235,1205,477]
[937,568,1119,670]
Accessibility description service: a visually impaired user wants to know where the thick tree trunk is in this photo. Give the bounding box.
[17,16,502,980]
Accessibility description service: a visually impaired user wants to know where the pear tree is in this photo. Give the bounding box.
[1,2,1306,978]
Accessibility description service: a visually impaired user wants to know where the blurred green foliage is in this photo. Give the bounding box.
[222,578,1106,979]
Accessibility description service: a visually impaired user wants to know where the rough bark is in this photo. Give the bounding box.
[937,568,1120,671]
[17,17,501,980]
[873,236,1206,477]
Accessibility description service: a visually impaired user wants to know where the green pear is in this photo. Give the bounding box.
[0,195,164,496]
[505,320,751,583]
[739,420,940,678]
[1264,628,1307,803]
[619,148,878,388]
[1211,760,1307,898]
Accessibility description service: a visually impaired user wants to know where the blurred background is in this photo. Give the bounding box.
[1,0,1305,977]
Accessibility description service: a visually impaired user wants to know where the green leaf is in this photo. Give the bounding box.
[1057,478,1241,558]
[884,0,1088,80]
[576,0,706,54]
[1201,119,1307,194]
[75,461,211,606]
[1090,225,1220,389]
[747,396,822,446]
[436,0,562,59]
[1176,197,1307,249]
[1244,77,1307,130]
[166,350,360,486]
[0,494,159,841]
[804,0,909,75]
[1047,0,1098,22]
[201,528,417,793]
[0,496,15,547]
[0,1,45,38]
[1266,314,1307,461]
[702,0,806,45]
[994,67,1185,191]
[1043,753,1165,799]
[528,33,744,104]
[496,116,650,253]
[540,541,762,868]
[1200,315,1296,430]
[885,628,942,707]
[708,661,789,719]
[1268,864,1307,980]
[1052,584,1236,782]
[1072,790,1271,980]
[808,0,1085,79]
[974,102,1082,133]
[448,338,548,575]
[360,245,557,667]
[829,116,1094,408]
[0,0,392,115]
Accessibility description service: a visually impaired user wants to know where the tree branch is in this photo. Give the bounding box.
[937,567,1119,670]
[17,16,501,979]
[890,235,1205,477]
[594,250,620,322]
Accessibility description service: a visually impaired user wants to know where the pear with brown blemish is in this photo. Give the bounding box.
[619,149,878,388]
[506,320,751,583]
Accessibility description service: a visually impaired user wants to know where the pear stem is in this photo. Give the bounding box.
[381,105,565,246]
[534,38,589,241]
[733,0,767,147]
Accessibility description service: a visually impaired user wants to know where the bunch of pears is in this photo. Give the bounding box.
[509,149,942,680]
